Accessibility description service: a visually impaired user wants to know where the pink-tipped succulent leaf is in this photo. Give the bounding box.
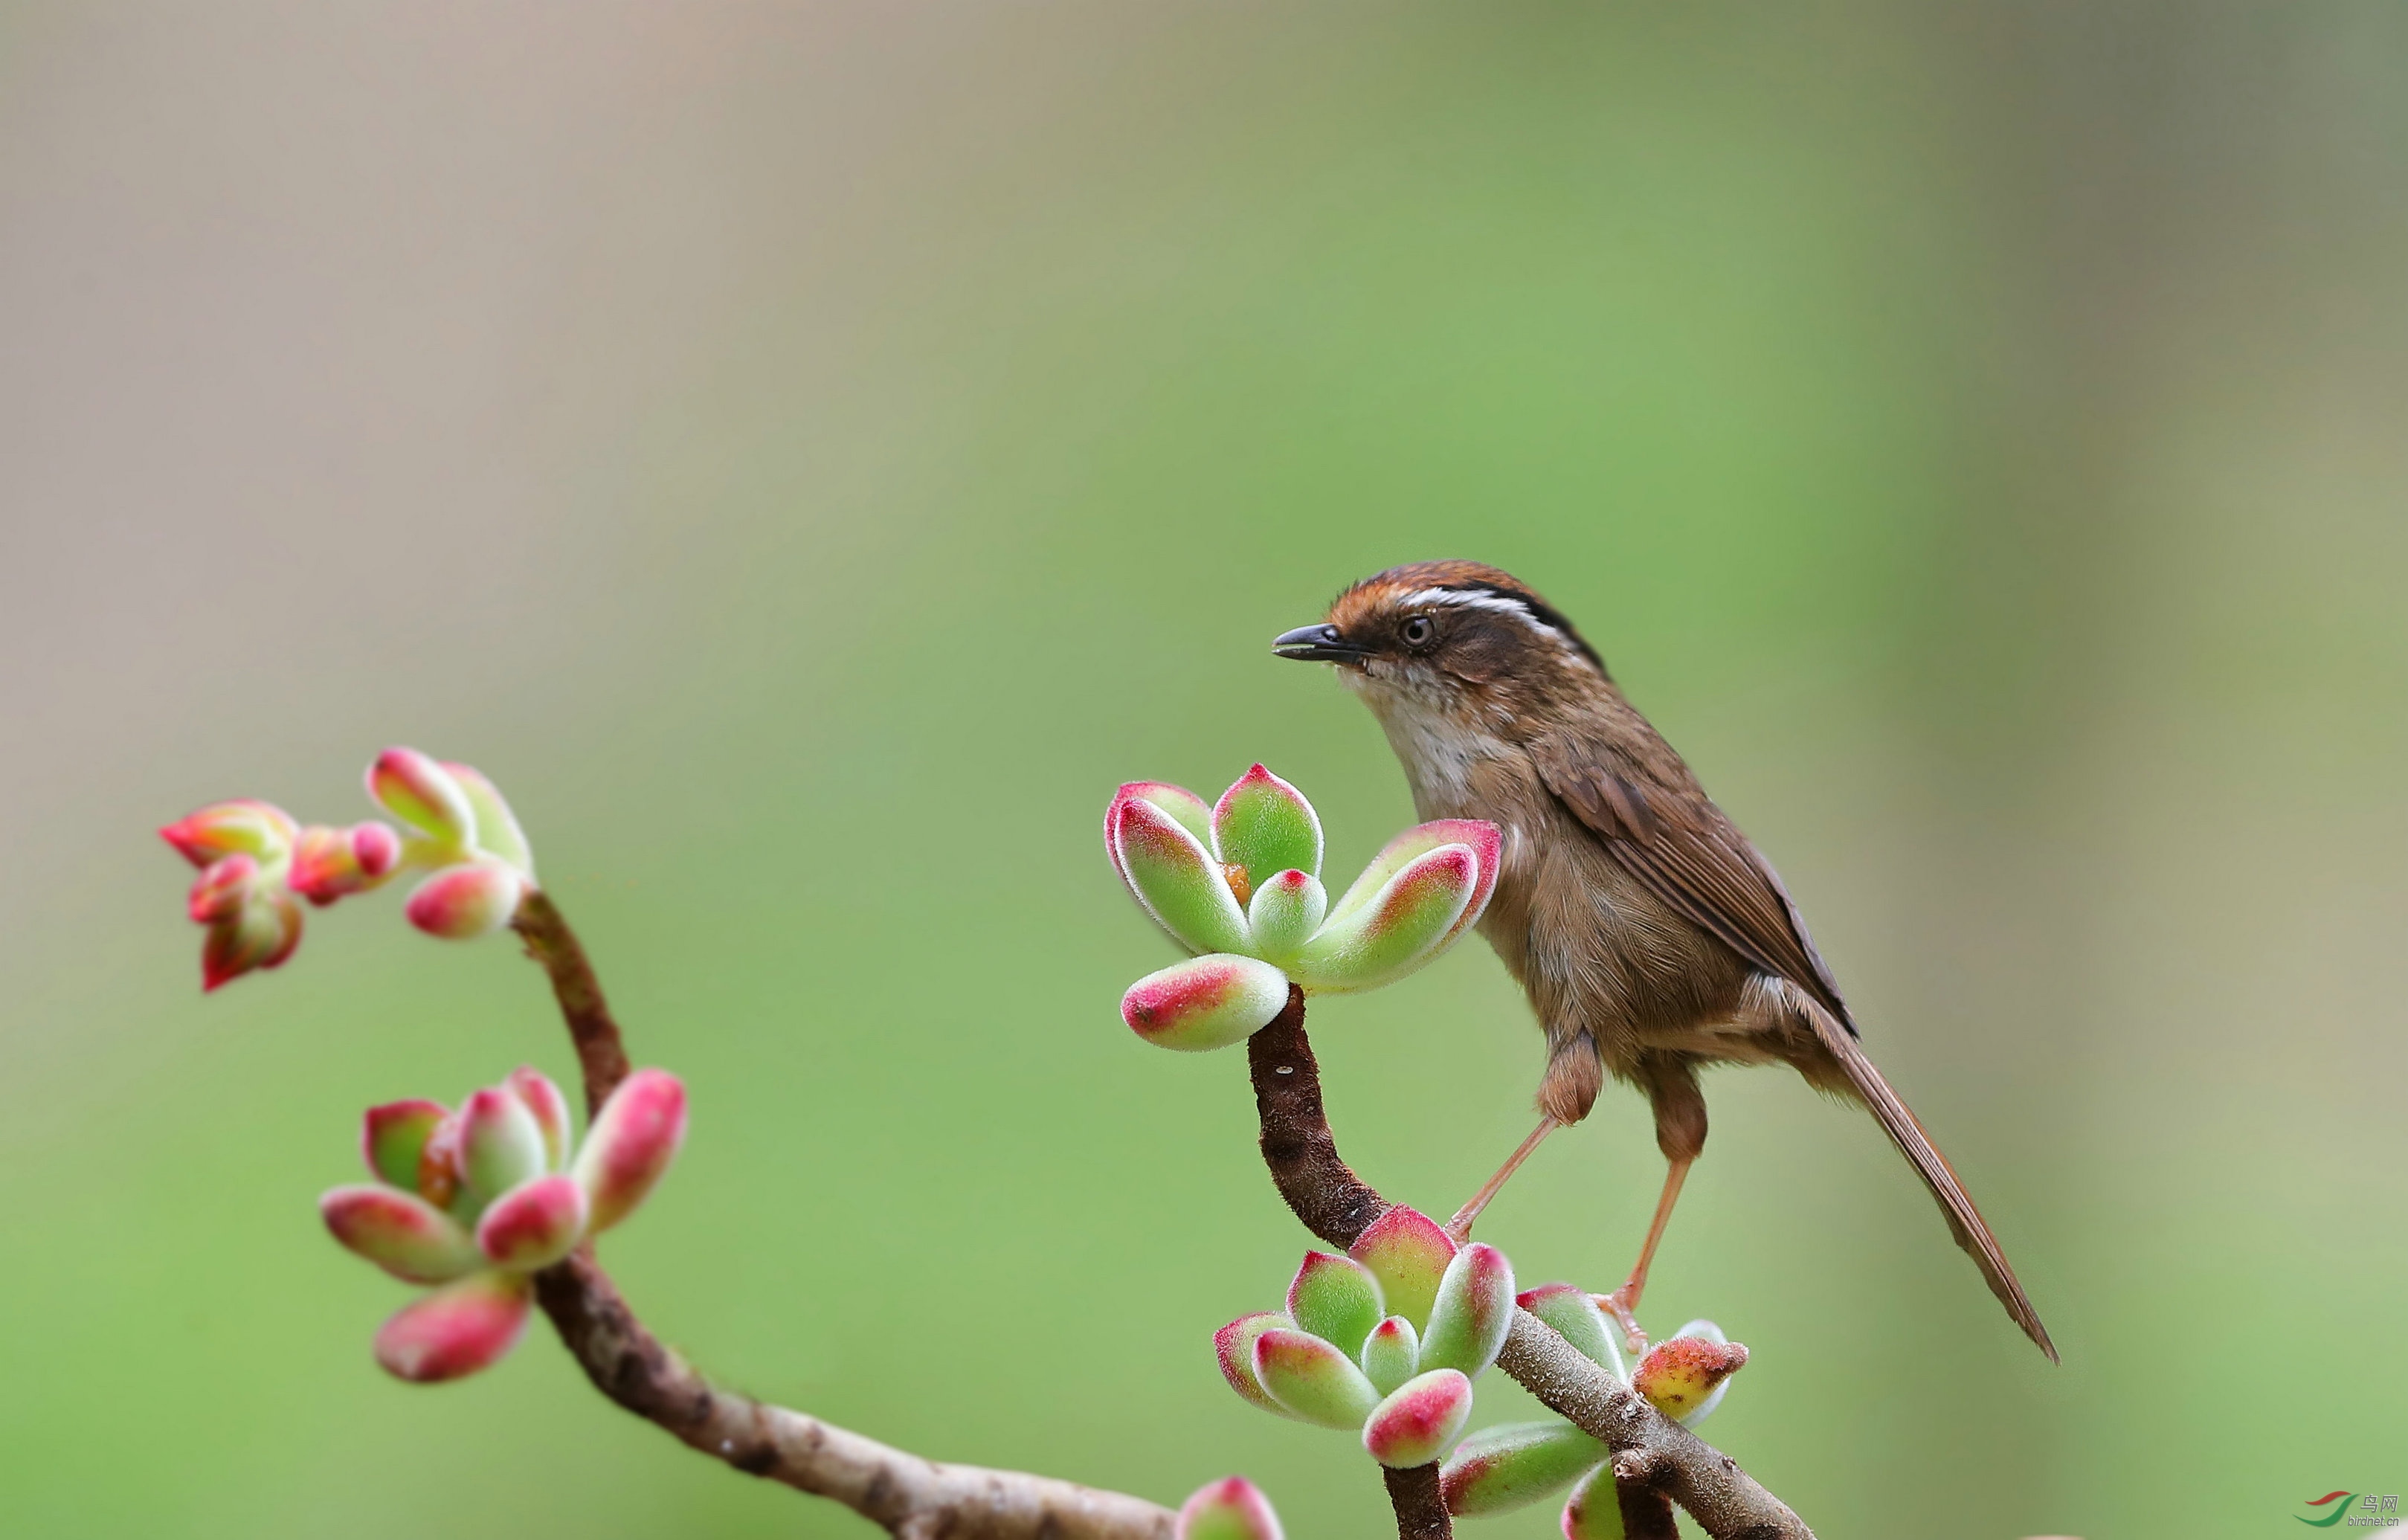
[1285,1250,1384,1362]
[506,1067,571,1170]
[367,747,477,846]
[573,1068,687,1232]
[403,859,526,940]
[1362,1367,1474,1469]
[459,1086,547,1203]
[1251,1327,1381,1430]
[474,1173,588,1271]
[159,799,297,867]
[321,1185,483,1283]
[1518,1283,1626,1381]
[1174,1476,1284,1540]
[1211,766,1322,889]
[362,1100,449,1190]
[1104,783,1214,879]
[1361,1315,1420,1397]
[1244,869,1326,964]
[1417,1242,1515,1379]
[1109,793,1250,955]
[1440,1421,1606,1518]
[1121,954,1290,1052]
[1214,1312,1295,1417]
[1290,843,1481,993]
[415,1110,467,1210]
[1632,1330,1746,1425]
[372,1271,533,1383]
[1347,1206,1458,1332]
[1324,820,1500,947]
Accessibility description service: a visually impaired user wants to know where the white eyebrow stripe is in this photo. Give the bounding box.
[1391,584,1600,671]
[1395,587,1548,625]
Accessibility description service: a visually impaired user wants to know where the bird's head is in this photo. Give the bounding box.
[1272,561,1608,746]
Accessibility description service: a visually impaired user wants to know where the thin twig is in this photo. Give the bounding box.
[1246,989,1815,1540]
[518,892,1174,1539]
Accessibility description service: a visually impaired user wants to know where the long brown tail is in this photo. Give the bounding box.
[1803,1004,2058,1361]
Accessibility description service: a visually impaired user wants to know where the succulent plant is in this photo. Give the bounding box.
[1107,767,1501,1051]
[159,747,539,989]
[1440,1289,1747,1536]
[1214,1206,1514,1469]
[319,1065,688,1382]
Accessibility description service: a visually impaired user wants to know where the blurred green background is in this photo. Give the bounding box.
[4,4,2404,1535]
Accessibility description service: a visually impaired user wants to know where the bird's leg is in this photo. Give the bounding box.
[1598,1156,1691,1355]
[1443,1117,1557,1242]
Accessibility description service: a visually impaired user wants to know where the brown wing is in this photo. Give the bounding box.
[1530,724,1855,1032]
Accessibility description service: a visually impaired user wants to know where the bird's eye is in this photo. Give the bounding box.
[1401,616,1435,647]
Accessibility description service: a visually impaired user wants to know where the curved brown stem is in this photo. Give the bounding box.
[512,888,631,1115]
[1245,989,1815,1540]
[519,893,1173,1539]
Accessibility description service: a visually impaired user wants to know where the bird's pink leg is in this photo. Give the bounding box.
[1600,1156,1692,1353]
[1444,1117,1557,1241]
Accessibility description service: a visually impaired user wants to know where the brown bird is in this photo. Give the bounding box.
[1272,559,2055,1359]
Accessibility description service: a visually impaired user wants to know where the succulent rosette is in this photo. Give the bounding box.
[320,1065,688,1382]
[1107,767,1501,1051]
[1440,1289,1747,1536]
[160,747,540,989]
[1215,1206,1515,1469]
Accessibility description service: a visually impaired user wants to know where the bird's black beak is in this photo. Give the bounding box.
[1272,623,1368,663]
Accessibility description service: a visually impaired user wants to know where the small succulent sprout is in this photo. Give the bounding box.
[1211,766,1322,891]
[1252,1328,1382,1430]
[164,747,541,989]
[1632,1323,1745,1426]
[1440,1421,1608,1518]
[1518,1283,1628,1382]
[373,1271,534,1384]
[1360,1315,1420,1397]
[1417,1243,1515,1379]
[1362,1368,1475,1469]
[1106,770,1501,1049]
[1347,1205,1458,1333]
[1121,954,1291,1051]
[323,1065,686,1383]
[1174,1476,1284,1540]
[1286,1250,1385,1361]
[1214,1312,1296,1417]
[189,854,303,991]
[289,821,402,905]
[1559,1464,1626,1540]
